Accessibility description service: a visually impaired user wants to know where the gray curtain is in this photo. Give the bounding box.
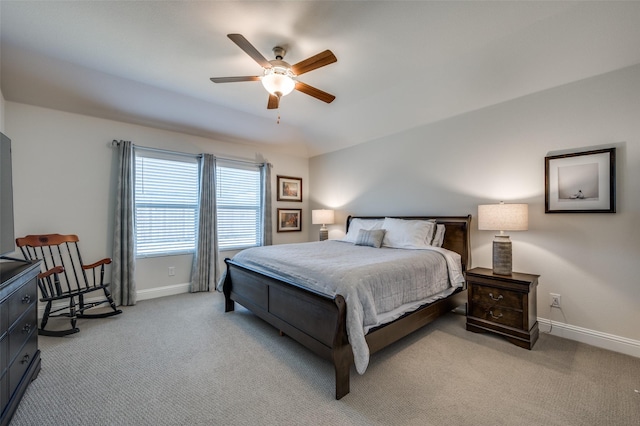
[261,162,273,246]
[112,140,136,306]
[190,154,218,292]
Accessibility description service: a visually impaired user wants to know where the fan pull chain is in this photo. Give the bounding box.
[277,110,281,124]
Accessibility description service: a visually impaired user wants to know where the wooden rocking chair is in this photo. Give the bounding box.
[16,234,122,336]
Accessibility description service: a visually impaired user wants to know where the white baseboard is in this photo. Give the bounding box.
[537,317,640,358]
[136,282,191,301]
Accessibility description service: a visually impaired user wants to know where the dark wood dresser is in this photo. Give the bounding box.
[465,267,539,349]
[1,260,41,426]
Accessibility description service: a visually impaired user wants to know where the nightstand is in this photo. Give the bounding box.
[465,267,539,349]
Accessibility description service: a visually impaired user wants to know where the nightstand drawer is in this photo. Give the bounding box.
[465,267,539,349]
[468,304,523,329]
[470,284,522,310]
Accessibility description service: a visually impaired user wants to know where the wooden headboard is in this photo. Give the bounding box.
[346,215,472,271]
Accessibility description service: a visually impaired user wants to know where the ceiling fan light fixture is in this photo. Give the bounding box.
[261,66,296,97]
[211,34,336,109]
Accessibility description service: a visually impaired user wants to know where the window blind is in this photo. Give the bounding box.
[216,163,262,251]
[134,151,199,257]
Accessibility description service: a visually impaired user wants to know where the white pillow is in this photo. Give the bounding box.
[342,218,384,243]
[431,224,446,247]
[381,218,436,249]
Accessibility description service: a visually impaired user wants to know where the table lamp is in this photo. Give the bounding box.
[478,202,528,275]
[312,209,335,241]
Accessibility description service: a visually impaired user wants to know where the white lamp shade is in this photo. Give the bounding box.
[478,203,528,231]
[312,209,335,225]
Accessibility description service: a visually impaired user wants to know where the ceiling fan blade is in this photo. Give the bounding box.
[267,94,279,109]
[291,50,337,76]
[210,76,261,83]
[295,81,335,103]
[227,34,272,69]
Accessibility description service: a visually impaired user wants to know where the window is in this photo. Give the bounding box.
[216,162,263,251]
[134,150,199,257]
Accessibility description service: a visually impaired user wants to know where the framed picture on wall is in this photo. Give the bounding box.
[277,175,302,202]
[277,209,302,232]
[545,148,616,213]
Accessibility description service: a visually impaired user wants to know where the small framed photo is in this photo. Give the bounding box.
[277,209,302,232]
[277,175,302,202]
[545,148,616,213]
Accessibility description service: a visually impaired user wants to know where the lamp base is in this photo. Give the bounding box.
[319,227,328,241]
[492,235,512,275]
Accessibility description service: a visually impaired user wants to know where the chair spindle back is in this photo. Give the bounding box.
[16,234,97,298]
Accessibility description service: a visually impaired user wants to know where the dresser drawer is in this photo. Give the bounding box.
[1,303,8,337]
[9,305,38,366]
[1,369,8,414]
[1,261,41,426]
[8,329,37,397]
[7,279,38,326]
[469,303,524,329]
[470,284,523,310]
[1,335,6,375]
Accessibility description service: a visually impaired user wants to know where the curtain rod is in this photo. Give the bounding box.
[111,140,269,167]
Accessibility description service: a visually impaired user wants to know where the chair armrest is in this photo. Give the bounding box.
[38,266,64,280]
[82,258,112,269]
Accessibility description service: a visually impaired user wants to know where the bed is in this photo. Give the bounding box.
[220,215,471,399]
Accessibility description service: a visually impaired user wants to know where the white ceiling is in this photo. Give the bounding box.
[2,1,640,158]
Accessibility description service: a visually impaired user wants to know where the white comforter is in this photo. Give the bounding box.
[226,240,465,374]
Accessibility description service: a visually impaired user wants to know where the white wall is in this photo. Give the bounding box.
[310,64,640,350]
[6,103,309,298]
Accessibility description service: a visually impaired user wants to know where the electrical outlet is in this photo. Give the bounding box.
[168,266,175,276]
[550,293,561,308]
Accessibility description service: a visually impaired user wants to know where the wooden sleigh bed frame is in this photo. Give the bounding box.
[221,215,471,399]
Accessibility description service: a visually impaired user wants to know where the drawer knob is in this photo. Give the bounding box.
[22,323,32,334]
[20,353,31,364]
[22,294,32,304]
[489,310,503,320]
[488,293,503,302]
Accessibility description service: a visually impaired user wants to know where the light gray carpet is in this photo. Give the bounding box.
[10,291,640,426]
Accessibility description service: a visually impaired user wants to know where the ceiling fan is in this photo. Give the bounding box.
[210,34,337,110]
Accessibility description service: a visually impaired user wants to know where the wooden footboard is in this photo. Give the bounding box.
[223,260,467,400]
[223,259,353,399]
[222,215,471,399]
